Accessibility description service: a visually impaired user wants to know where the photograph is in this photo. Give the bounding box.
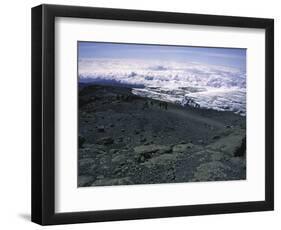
[78,42,247,187]
[30,3,274,225]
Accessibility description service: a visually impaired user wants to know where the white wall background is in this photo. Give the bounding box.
[0,0,279,229]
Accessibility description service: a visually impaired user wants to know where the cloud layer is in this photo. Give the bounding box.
[79,58,246,115]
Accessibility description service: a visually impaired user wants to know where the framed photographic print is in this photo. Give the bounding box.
[31,4,274,225]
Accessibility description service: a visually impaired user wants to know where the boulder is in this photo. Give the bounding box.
[206,130,246,157]
[172,143,194,153]
[142,153,178,168]
[112,154,126,164]
[96,137,114,145]
[134,144,172,162]
[157,145,172,154]
[109,149,118,154]
[134,144,172,155]
[210,151,225,161]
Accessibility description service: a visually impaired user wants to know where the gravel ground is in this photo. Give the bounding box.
[78,84,246,187]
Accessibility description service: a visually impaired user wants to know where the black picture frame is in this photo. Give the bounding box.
[31,4,274,225]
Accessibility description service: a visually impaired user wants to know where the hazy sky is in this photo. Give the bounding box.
[78,41,246,71]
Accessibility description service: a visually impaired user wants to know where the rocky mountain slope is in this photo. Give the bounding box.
[78,84,246,187]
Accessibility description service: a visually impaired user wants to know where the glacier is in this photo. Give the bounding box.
[79,58,246,116]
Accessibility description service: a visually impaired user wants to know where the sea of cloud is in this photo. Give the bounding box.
[79,58,246,115]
